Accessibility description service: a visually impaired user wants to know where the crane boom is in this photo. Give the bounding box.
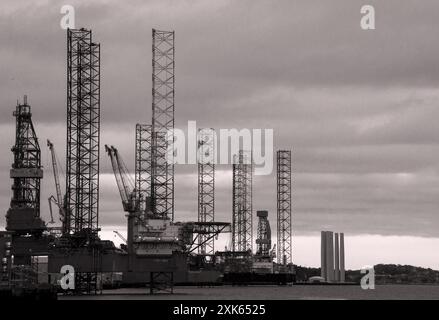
[113,230,127,243]
[106,145,127,204]
[105,145,137,212]
[47,139,65,221]
[113,146,134,201]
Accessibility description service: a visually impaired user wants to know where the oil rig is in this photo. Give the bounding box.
[0,27,293,297]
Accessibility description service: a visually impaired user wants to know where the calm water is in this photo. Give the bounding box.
[60,285,439,300]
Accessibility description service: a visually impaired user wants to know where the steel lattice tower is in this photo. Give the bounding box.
[135,124,152,214]
[66,28,101,235]
[232,150,253,252]
[256,211,271,256]
[151,29,175,220]
[277,150,292,265]
[6,96,46,234]
[197,128,215,255]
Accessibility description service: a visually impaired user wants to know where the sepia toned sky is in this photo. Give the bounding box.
[1,0,439,268]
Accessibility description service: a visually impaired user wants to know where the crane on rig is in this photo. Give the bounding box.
[105,145,140,258]
[47,139,66,229]
[105,145,139,213]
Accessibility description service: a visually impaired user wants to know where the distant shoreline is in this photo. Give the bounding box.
[295,264,439,285]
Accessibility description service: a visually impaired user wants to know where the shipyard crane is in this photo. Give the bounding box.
[105,145,138,213]
[47,139,66,225]
[106,145,139,259]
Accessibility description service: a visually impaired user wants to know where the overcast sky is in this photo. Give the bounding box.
[1,0,439,268]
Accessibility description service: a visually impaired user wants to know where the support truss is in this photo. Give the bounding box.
[197,128,216,255]
[277,150,292,265]
[135,124,152,215]
[232,150,253,252]
[66,28,101,235]
[151,29,175,220]
[188,222,231,254]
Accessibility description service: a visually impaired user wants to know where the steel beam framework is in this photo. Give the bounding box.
[232,150,253,252]
[189,222,231,254]
[197,128,215,255]
[135,124,152,214]
[66,28,101,235]
[151,29,175,220]
[277,150,292,265]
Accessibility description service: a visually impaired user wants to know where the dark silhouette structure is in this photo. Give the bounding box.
[256,210,271,256]
[151,29,175,221]
[6,96,46,236]
[232,150,253,252]
[66,28,101,236]
[197,128,215,255]
[277,150,292,266]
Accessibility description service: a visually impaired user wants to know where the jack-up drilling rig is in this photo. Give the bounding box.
[5,96,49,267]
[1,96,54,296]
[2,28,236,294]
[6,96,46,237]
[48,28,104,294]
[106,143,230,278]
